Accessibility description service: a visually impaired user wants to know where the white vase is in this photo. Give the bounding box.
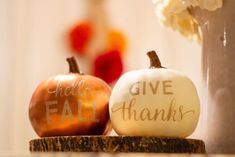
[192,0,235,153]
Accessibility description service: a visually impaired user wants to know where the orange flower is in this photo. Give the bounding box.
[107,30,127,54]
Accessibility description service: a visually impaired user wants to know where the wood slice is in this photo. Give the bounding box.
[29,136,206,153]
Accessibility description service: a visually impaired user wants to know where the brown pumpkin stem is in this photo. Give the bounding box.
[147,51,163,68]
[66,57,81,74]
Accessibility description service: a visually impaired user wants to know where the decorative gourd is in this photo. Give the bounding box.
[109,51,200,138]
[29,57,112,137]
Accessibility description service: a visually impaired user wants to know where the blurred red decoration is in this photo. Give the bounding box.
[93,50,123,84]
[69,21,93,55]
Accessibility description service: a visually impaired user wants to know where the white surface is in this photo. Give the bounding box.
[0,0,202,153]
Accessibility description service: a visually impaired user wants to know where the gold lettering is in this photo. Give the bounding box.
[111,98,195,122]
[163,80,173,95]
[129,82,140,95]
[153,109,166,121]
[47,79,88,97]
[78,101,87,122]
[47,81,63,97]
[166,99,177,121]
[179,105,195,121]
[140,108,152,121]
[46,101,58,124]
[91,101,99,122]
[112,102,128,120]
[149,81,160,94]
[111,98,139,121]
[64,87,71,96]
[143,81,146,95]
[61,100,74,122]
[71,80,77,96]
[128,98,139,121]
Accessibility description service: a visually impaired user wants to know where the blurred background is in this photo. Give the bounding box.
[0,0,202,153]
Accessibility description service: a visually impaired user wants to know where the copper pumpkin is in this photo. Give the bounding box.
[29,57,112,137]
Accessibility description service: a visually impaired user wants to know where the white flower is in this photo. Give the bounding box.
[153,0,223,39]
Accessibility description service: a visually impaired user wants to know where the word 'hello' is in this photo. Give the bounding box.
[46,99,99,124]
[47,80,87,97]
[129,80,173,95]
[112,98,194,122]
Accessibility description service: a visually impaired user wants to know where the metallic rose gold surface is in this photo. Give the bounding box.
[29,74,111,137]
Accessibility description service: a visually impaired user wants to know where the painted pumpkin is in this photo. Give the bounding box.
[29,57,112,137]
[109,51,200,138]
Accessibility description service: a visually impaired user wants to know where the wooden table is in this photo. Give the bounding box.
[1,153,234,157]
[29,136,206,153]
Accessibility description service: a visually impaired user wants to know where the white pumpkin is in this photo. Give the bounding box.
[109,51,200,138]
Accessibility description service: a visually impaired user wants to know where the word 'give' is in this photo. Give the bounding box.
[129,80,173,95]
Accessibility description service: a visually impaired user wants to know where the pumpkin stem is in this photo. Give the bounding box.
[147,51,163,68]
[66,57,81,74]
